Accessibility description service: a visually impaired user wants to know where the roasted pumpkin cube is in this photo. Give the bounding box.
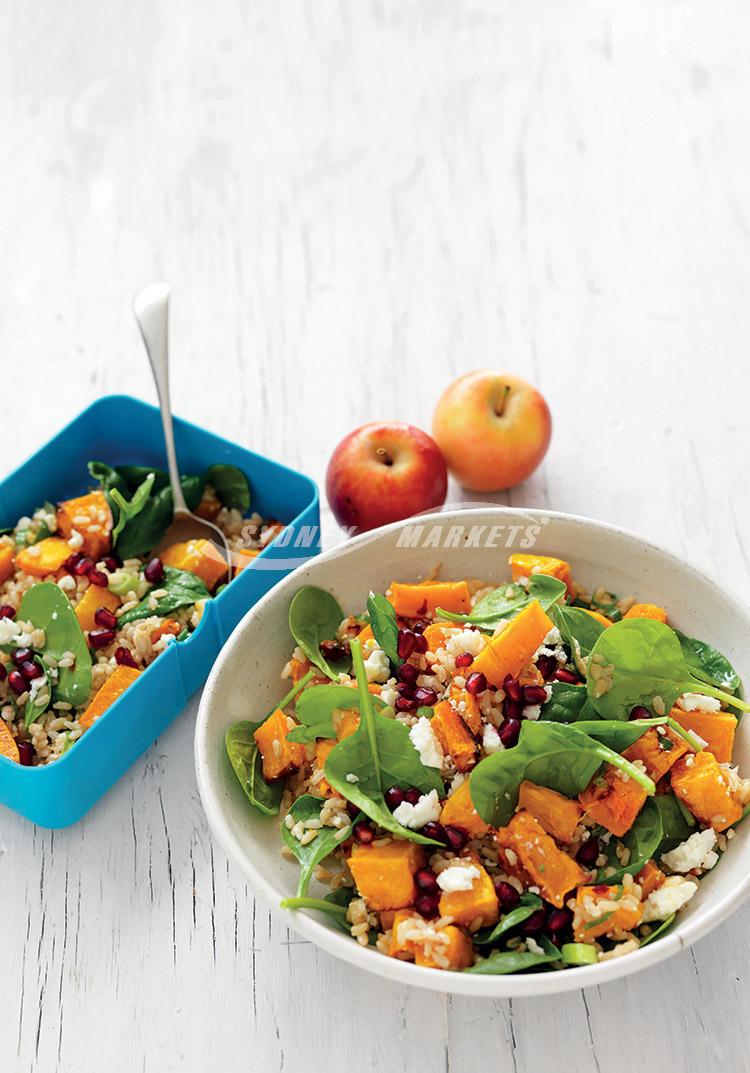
[387,581,471,619]
[80,664,141,730]
[56,490,112,559]
[578,765,648,837]
[414,925,474,970]
[581,608,613,628]
[74,585,121,633]
[509,553,573,593]
[671,706,737,764]
[496,811,587,907]
[670,751,743,831]
[0,720,19,763]
[636,860,666,897]
[437,857,499,927]
[422,621,457,655]
[16,537,71,578]
[468,600,553,688]
[253,708,306,781]
[440,778,490,838]
[622,726,688,782]
[150,619,182,644]
[573,884,643,942]
[315,709,360,796]
[0,544,14,584]
[431,700,477,772]
[161,538,227,590]
[623,603,668,623]
[517,780,582,843]
[348,839,426,911]
[449,683,482,735]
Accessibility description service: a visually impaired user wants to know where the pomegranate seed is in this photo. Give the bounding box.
[629,705,651,721]
[11,647,32,666]
[502,674,523,702]
[593,883,611,895]
[536,655,556,680]
[503,697,523,721]
[499,718,521,748]
[523,684,548,705]
[88,569,108,588]
[384,786,405,810]
[0,664,5,681]
[20,660,43,682]
[414,892,440,918]
[495,880,520,910]
[414,686,438,706]
[396,681,416,698]
[547,908,573,935]
[320,639,349,664]
[74,557,94,577]
[63,552,83,574]
[412,633,428,654]
[553,668,580,685]
[421,821,448,844]
[8,670,27,696]
[465,671,487,696]
[397,629,416,660]
[102,556,120,572]
[94,607,118,630]
[412,620,429,635]
[395,695,417,713]
[89,628,115,650]
[576,837,600,867]
[115,647,138,668]
[415,868,439,893]
[0,604,15,620]
[403,787,421,806]
[455,652,474,669]
[520,908,548,936]
[397,663,419,685]
[443,824,468,852]
[353,821,374,844]
[17,740,34,766]
[144,557,165,584]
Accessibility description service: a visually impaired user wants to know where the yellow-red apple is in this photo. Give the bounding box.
[432,371,551,492]
[326,422,448,533]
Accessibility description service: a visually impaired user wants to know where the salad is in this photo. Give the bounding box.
[227,553,750,974]
[0,460,282,766]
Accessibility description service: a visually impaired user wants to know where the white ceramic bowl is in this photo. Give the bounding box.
[195,508,750,996]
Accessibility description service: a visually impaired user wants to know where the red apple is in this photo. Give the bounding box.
[326,422,448,533]
[432,371,551,492]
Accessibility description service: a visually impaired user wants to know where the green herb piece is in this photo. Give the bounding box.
[473,893,543,946]
[14,502,56,548]
[367,592,400,666]
[117,566,209,626]
[437,574,567,631]
[287,684,388,744]
[561,942,598,966]
[465,936,561,975]
[15,583,92,708]
[590,588,622,622]
[281,794,352,896]
[288,586,350,680]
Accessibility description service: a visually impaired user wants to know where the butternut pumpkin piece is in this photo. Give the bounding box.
[253,708,306,781]
[573,884,643,942]
[422,621,457,654]
[670,706,737,764]
[449,683,482,735]
[509,553,573,593]
[623,603,668,624]
[57,490,112,559]
[16,537,71,578]
[439,779,490,838]
[496,811,587,907]
[437,856,499,927]
[414,925,474,970]
[232,548,260,575]
[80,664,141,731]
[581,608,613,628]
[150,619,182,644]
[74,586,121,633]
[670,751,743,830]
[517,780,582,843]
[0,720,20,763]
[431,700,478,772]
[314,709,360,797]
[161,538,227,590]
[636,860,666,897]
[578,765,648,837]
[622,726,688,782]
[387,581,471,619]
[348,839,426,911]
[469,600,553,688]
[355,624,374,646]
[0,544,14,584]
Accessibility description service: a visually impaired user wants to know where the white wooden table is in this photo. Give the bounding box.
[3,2,749,1069]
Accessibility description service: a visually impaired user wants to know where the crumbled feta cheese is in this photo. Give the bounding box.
[522,704,542,721]
[436,863,480,893]
[444,628,486,658]
[380,684,399,708]
[482,723,504,754]
[661,828,719,874]
[678,693,722,713]
[392,789,441,829]
[364,647,391,683]
[0,618,19,645]
[642,875,698,922]
[409,717,444,768]
[345,773,359,784]
[543,627,562,646]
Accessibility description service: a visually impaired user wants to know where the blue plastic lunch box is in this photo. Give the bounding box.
[0,395,320,828]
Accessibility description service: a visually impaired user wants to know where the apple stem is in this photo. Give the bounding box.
[495,384,511,417]
[376,446,394,467]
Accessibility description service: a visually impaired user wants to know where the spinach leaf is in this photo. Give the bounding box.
[465,936,560,975]
[675,630,740,694]
[87,461,129,497]
[573,716,702,754]
[280,894,351,930]
[367,592,400,666]
[639,913,676,947]
[596,799,662,883]
[204,464,250,512]
[23,659,52,728]
[437,574,567,630]
[590,588,623,622]
[16,583,92,707]
[543,682,597,723]
[654,794,694,853]
[287,684,388,744]
[117,566,209,625]
[288,586,350,679]
[469,721,655,827]
[281,794,352,896]
[226,721,284,816]
[586,619,750,720]
[473,893,543,946]
[324,639,443,846]
[548,602,604,662]
[110,474,156,544]
[114,465,204,509]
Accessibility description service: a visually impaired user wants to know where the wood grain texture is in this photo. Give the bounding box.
[1,0,749,1069]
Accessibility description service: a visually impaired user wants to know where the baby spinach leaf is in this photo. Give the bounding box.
[548,602,604,660]
[118,566,210,625]
[639,913,676,947]
[675,630,740,694]
[88,460,129,497]
[438,574,566,630]
[573,716,701,754]
[114,465,204,509]
[324,639,443,846]
[367,592,400,666]
[473,893,543,946]
[204,464,250,512]
[543,682,597,723]
[226,720,284,816]
[16,583,92,707]
[287,685,388,744]
[281,794,352,896]
[596,799,662,883]
[23,659,52,728]
[280,894,351,929]
[465,936,560,975]
[289,586,350,680]
[110,474,156,544]
[654,794,695,853]
[470,721,655,827]
[586,619,750,720]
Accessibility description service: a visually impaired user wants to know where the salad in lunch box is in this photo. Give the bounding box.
[0,461,283,766]
[226,553,750,974]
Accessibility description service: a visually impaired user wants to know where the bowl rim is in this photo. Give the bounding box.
[195,505,750,997]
